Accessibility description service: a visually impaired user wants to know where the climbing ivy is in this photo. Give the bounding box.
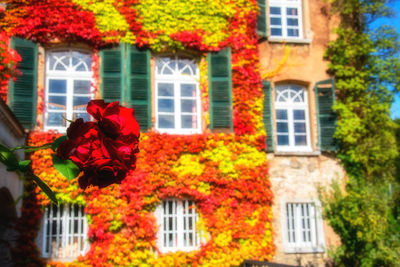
[322,0,400,266]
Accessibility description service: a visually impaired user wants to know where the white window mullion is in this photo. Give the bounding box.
[175,200,180,250]
[309,204,317,246]
[66,79,73,122]
[295,204,302,249]
[43,207,49,257]
[78,205,82,256]
[56,205,61,258]
[287,107,295,149]
[282,3,288,37]
[175,81,181,131]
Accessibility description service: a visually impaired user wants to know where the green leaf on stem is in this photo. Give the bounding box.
[51,136,68,152]
[31,174,58,204]
[24,144,51,153]
[0,144,20,171]
[52,155,80,181]
[18,160,31,172]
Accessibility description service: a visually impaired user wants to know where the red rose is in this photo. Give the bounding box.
[87,100,140,141]
[57,100,140,189]
[78,158,127,189]
[57,118,100,168]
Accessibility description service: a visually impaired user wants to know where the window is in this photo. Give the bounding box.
[155,57,201,134]
[269,0,303,39]
[284,202,325,253]
[275,84,311,152]
[40,204,88,259]
[155,199,201,253]
[45,50,93,131]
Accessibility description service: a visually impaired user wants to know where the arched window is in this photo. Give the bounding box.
[275,84,311,151]
[155,199,201,253]
[45,50,93,131]
[155,57,201,134]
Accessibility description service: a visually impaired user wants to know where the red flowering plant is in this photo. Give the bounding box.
[0,100,140,203]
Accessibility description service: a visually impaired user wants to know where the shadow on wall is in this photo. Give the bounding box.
[0,187,19,267]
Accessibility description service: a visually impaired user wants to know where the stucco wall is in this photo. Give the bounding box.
[0,105,25,217]
[258,0,343,266]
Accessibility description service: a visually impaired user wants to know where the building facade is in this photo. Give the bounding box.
[0,98,25,266]
[1,0,344,266]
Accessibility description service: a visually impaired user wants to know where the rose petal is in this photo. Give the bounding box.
[87,100,107,120]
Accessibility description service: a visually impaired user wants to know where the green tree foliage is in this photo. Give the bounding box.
[322,0,400,266]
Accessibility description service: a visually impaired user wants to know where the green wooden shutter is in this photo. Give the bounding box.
[9,37,38,129]
[257,0,268,37]
[315,78,337,151]
[263,80,274,152]
[126,45,151,131]
[100,46,123,103]
[208,48,232,130]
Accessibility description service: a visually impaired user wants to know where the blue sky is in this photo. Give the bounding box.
[371,1,400,118]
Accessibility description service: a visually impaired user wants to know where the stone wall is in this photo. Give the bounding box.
[268,154,345,267]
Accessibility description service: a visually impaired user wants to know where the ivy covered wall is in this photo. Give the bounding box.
[1,1,276,266]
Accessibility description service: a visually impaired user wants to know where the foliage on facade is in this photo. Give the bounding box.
[1,0,275,266]
[0,31,20,102]
[322,0,400,266]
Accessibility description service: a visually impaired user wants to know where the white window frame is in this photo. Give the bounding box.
[274,84,311,152]
[155,199,201,253]
[269,0,303,39]
[155,56,201,135]
[39,203,88,260]
[44,50,93,133]
[282,201,325,253]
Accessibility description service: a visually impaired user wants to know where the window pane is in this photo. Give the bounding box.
[294,122,306,133]
[271,28,282,36]
[50,52,69,71]
[158,99,174,112]
[287,18,299,26]
[182,115,197,129]
[277,122,289,133]
[295,135,307,146]
[49,79,67,93]
[159,115,175,128]
[73,112,90,121]
[48,96,66,110]
[168,60,177,71]
[181,100,196,113]
[73,96,91,111]
[73,51,91,70]
[293,109,305,120]
[277,135,289,145]
[287,7,298,16]
[276,109,288,120]
[271,17,282,26]
[181,84,196,97]
[47,112,66,126]
[288,28,299,37]
[74,80,91,94]
[158,83,174,96]
[270,7,281,15]
[179,60,197,76]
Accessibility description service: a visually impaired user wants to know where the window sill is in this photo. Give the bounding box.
[273,151,321,157]
[155,129,202,135]
[284,246,325,254]
[268,37,312,44]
